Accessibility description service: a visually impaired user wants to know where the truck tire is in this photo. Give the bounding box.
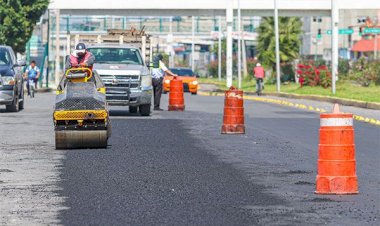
[19,89,24,110]
[6,95,19,112]
[129,106,138,113]
[139,104,151,116]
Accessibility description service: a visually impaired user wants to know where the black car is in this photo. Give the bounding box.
[0,46,26,112]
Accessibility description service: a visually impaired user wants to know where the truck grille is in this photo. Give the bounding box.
[107,95,130,100]
[105,83,139,89]
[100,74,140,91]
[100,75,139,81]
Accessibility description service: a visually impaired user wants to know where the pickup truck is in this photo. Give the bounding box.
[88,44,152,116]
[0,46,26,112]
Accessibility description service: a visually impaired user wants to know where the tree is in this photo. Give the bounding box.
[256,17,302,70]
[0,0,49,53]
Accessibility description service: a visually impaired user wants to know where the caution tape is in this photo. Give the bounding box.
[198,91,380,127]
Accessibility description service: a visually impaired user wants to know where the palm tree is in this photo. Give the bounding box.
[256,17,302,70]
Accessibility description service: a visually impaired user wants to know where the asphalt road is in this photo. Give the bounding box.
[0,92,379,225]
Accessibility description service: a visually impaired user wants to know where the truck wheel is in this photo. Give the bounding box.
[6,95,19,112]
[139,104,151,116]
[19,89,24,110]
[129,106,138,114]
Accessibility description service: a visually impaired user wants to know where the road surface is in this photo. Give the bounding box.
[0,92,379,225]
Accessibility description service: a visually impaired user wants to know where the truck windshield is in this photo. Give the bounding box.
[88,48,143,65]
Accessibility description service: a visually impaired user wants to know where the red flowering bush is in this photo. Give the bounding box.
[297,62,331,88]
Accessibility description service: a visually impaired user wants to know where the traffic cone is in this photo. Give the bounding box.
[168,76,185,111]
[221,86,245,134]
[316,104,358,194]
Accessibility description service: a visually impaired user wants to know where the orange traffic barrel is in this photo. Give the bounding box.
[316,104,358,194]
[221,86,245,134]
[168,76,185,111]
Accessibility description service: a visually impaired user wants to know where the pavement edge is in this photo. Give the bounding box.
[198,91,380,127]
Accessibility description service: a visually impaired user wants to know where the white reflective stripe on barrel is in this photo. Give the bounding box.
[320,118,353,127]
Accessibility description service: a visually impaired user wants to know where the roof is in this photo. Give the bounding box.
[351,37,380,52]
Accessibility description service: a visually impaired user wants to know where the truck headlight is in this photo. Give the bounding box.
[1,76,15,85]
[192,80,198,85]
[141,75,152,90]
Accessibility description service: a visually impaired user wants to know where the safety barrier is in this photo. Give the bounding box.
[168,76,185,111]
[316,104,358,194]
[221,86,245,134]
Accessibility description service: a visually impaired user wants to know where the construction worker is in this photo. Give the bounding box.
[65,43,95,70]
[253,63,265,94]
[58,43,96,91]
[151,54,177,111]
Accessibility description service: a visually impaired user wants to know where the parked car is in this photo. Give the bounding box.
[0,46,25,112]
[163,68,199,95]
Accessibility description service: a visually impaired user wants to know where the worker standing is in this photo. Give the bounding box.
[151,54,177,111]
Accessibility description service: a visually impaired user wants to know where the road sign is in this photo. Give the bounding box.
[363,28,380,34]
[326,29,354,35]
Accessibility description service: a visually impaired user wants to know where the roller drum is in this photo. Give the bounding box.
[55,130,108,149]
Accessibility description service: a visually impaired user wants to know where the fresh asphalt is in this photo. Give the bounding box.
[1,92,379,225]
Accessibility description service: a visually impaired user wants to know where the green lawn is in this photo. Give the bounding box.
[198,78,380,103]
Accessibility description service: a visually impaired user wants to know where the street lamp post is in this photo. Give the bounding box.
[191,16,195,72]
[218,16,222,82]
[331,0,339,95]
[226,3,233,88]
[274,0,281,92]
[237,0,242,89]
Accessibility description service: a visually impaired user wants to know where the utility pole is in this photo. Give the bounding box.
[274,0,281,92]
[237,0,242,89]
[218,16,222,82]
[191,16,195,72]
[226,4,233,88]
[331,0,339,95]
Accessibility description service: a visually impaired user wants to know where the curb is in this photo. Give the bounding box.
[210,89,380,111]
[198,91,380,127]
[261,92,380,111]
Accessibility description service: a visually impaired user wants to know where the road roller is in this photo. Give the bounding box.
[53,67,110,149]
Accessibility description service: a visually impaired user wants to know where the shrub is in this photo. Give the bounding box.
[281,63,295,82]
[338,58,350,76]
[318,67,332,88]
[297,62,331,88]
[349,58,380,87]
[207,60,218,78]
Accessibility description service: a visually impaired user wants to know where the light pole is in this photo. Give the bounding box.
[237,0,242,89]
[218,16,222,82]
[191,16,195,72]
[274,0,281,92]
[331,0,339,95]
[226,3,233,88]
